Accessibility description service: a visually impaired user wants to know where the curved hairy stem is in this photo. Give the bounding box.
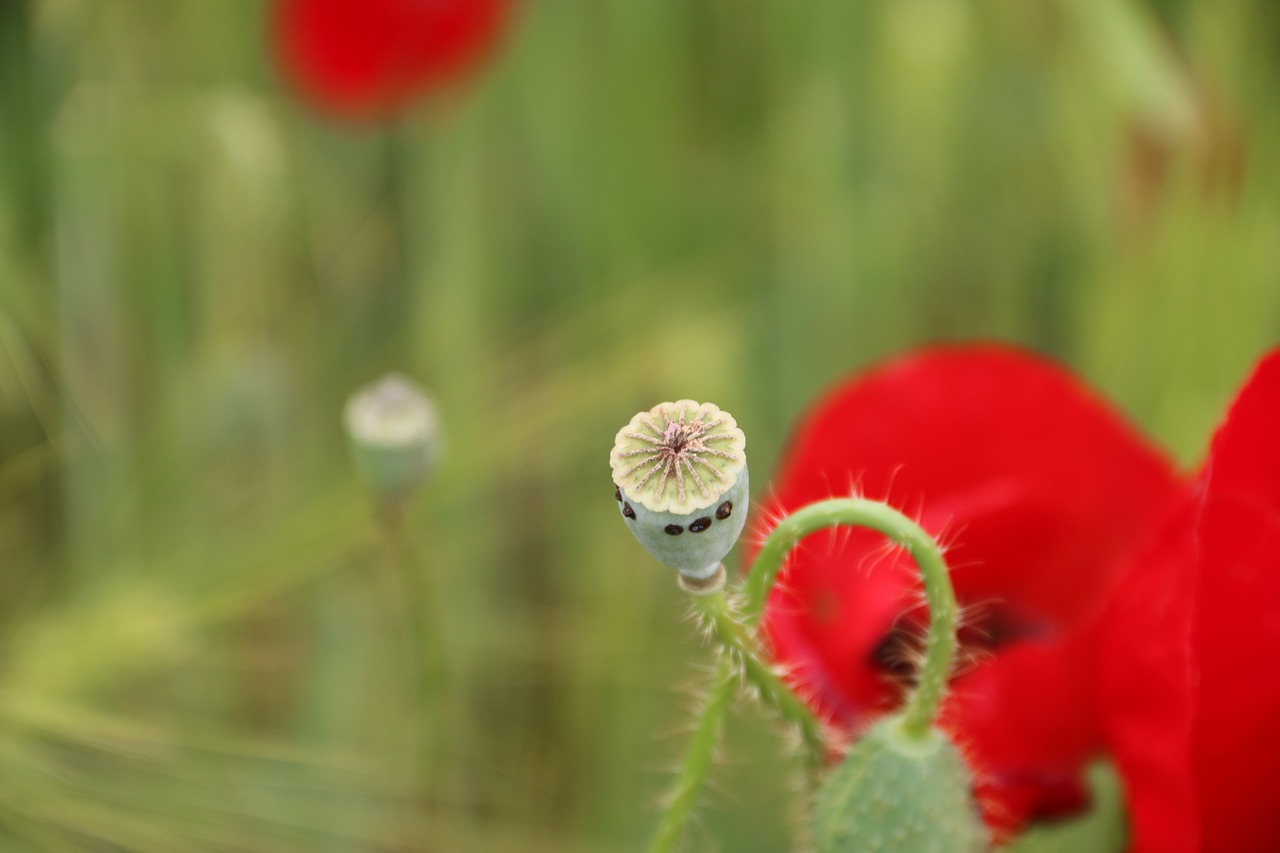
[743,497,957,738]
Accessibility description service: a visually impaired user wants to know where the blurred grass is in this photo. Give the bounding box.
[0,0,1278,850]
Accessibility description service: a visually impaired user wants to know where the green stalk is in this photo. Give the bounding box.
[643,658,735,853]
[691,587,827,764]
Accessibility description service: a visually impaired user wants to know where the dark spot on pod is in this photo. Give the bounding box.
[615,487,622,502]
[689,517,712,533]
[715,501,733,520]
[664,524,684,536]
[623,503,636,520]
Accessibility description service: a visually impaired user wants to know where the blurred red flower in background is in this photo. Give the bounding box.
[758,344,1280,846]
[754,346,1182,836]
[272,0,511,119]
[1098,350,1280,853]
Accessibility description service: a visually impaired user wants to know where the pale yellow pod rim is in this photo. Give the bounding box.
[609,400,747,514]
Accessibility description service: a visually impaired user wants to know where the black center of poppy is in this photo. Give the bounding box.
[869,620,923,689]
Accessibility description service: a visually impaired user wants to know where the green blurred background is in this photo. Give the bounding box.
[1,0,1278,850]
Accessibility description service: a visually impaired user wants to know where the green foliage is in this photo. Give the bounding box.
[0,0,1277,850]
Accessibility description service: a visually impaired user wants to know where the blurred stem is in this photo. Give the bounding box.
[0,0,48,248]
[743,497,958,739]
[644,657,734,853]
[376,501,449,784]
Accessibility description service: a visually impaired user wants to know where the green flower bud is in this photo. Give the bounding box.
[813,715,988,853]
[343,373,441,501]
[610,400,749,580]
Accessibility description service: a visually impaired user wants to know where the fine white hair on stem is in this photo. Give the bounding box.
[747,486,789,550]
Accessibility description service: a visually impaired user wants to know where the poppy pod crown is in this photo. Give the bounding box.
[343,372,441,500]
[610,401,749,581]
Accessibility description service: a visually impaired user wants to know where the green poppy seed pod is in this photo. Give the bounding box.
[343,373,441,500]
[813,715,988,853]
[610,400,749,581]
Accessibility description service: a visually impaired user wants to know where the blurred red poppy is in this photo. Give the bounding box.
[1098,350,1280,852]
[272,0,511,119]
[755,345,1182,836]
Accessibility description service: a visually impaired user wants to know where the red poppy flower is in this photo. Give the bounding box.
[1098,350,1280,853]
[755,345,1182,836]
[272,0,511,119]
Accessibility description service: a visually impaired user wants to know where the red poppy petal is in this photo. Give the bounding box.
[761,345,1177,718]
[941,626,1103,838]
[757,345,1180,831]
[1201,348,1280,512]
[1193,494,1280,851]
[273,0,508,118]
[1096,495,1202,853]
[1190,351,1280,850]
[1100,349,1280,853]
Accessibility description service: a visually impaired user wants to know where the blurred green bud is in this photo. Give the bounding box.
[813,715,988,853]
[343,373,440,500]
[610,400,749,580]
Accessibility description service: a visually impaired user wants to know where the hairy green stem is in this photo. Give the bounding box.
[743,497,957,739]
[646,582,827,853]
[692,588,827,763]
[644,658,735,853]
